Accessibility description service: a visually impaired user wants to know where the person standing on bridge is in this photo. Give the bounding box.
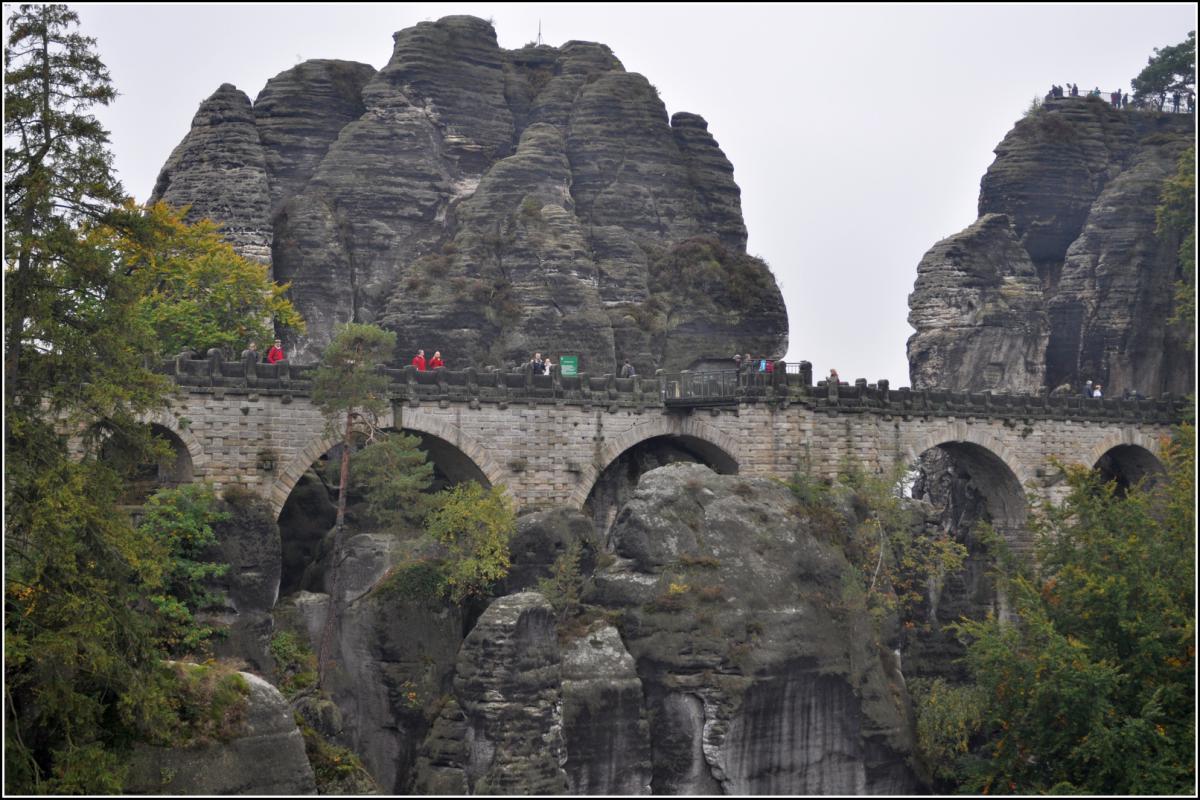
[242,341,260,362]
[412,349,426,371]
[1092,384,1103,398]
[267,339,285,364]
[429,350,444,369]
[621,358,636,378]
[529,352,545,375]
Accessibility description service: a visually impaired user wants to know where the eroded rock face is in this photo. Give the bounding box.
[907,213,1048,393]
[152,84,273,266]
[205,492,283,674]
[909,97,1193,396]
[152,15,786,373]
[125,672,316,795]
[414,592,569,794]
[561,623,652,794]
[591,463,920,794]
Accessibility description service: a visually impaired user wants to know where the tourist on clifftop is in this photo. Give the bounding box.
[412,349,426,371]
[267,339,285,364]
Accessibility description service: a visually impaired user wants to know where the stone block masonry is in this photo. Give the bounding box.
[146,356,1183,530]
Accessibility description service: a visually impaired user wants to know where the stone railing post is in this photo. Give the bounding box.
[174,348,195,377]
[605,373,617,400]
[654,369,665,401]
[435,366,447,394]
[799,360,812,389]
[578,372,591,404]
[206,348,223,384]
[277,358,290,383]
[878,378,889,405]
[403,365,417,405]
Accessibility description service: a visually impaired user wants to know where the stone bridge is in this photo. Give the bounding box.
[143,353,1184,550]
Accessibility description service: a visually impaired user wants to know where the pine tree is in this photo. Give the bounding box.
[310,323,397,685]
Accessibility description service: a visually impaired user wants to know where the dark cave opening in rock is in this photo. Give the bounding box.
[1093,444,1164,496]
[276,429,491,598]
[583,433,738,540]
[905,441,1028,681]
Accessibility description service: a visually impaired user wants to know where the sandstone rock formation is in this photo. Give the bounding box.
[125,671,316,795]
[561,623,653,794]
[413,592,570,794]
[153,16,787,373]
[908,96,1193,395]
[590,463,920,794]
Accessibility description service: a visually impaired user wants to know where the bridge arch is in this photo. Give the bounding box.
[141,409,208,478]
[906,425,1032,559]
[1086,431,1165,494]
[572,414,740,533]
[268,411,506,520]
[97,416,200,502]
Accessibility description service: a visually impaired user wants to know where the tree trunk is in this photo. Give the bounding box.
[317,412,354,688]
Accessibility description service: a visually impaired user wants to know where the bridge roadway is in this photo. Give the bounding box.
[144,353,1185,551]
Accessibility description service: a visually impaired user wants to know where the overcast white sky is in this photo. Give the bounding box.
[49,3,1200,384]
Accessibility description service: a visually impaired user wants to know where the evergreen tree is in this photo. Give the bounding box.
[310,323,397,684]
[1131,30,1195,109]
[4,6,174,791]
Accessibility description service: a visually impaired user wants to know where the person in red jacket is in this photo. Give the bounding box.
[266,338,285,364]
[412,349,426,371]
[429,350,444,369]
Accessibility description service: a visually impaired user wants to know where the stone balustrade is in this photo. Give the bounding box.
[158,352,1189,426]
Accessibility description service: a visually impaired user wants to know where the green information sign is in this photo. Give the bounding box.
[560,355,579,377]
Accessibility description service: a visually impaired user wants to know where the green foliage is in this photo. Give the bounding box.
[910,678,988,784]
[311,323,396,428]
[1131,30,1196,108]
[295,715,378,794]
[786,466,966,623]
[347,432,434,532]
[3,7,184,791]
[138,484,231,655]
[917,426,1195,794]
[150,662,250,748]
[269,631,317,699]
[92,201,305,357]
[373,559,448,604]
[1157,146,1195,345]
[424,483,515,603]
[4,456,170,794]
[537,540,586,621]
